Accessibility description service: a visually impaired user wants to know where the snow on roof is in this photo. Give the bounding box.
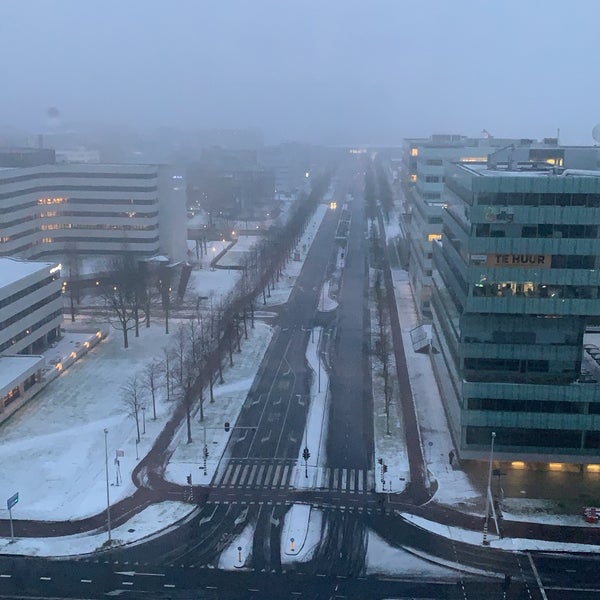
[0,257,57,289]
[0,355,45,394]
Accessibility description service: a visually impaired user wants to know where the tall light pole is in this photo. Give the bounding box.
[104,428,112,544]
[482,431,496,545]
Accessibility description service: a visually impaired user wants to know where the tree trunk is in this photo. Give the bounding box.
[70,289,75,322]
[135,410,141,442]
[218,354,224,384]
[186,402,192,444]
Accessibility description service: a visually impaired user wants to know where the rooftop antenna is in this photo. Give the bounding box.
[592,124,600,146]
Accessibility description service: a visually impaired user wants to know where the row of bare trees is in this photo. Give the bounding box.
[373,272,393,435]
[119,171,333,443]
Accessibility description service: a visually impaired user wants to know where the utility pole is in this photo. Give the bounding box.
[103,428,112,544]
[483,431,496,545]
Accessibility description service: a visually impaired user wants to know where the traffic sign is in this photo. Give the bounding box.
[6,492,18,510]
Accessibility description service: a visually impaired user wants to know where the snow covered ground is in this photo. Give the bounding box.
[218,520,255,570]
[0,203,332,555]
[365,530,462,578]
[0,323,179,522]
[400,512,600,553]
[280,506,322,564]
[387,230,479,509]
[0,502,196,557]
[2,197,593,562]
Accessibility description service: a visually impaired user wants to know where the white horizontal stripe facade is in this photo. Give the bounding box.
[0,258,63,355]
[0,164,161,258]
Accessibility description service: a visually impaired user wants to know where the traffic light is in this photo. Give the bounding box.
[377,458,383,465]
[302,447,311,461]
[383,464,388,474]
[186,474,192,485]
[203,445,209,459]
[224,421,230,432]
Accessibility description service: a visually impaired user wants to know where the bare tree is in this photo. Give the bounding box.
[162,346,174,401]
[121,373,146,443]
[138,261,161,328]
[173,324,188,389]
[143,359,160,420]
[103,255,139,349]
[176,351,200,444]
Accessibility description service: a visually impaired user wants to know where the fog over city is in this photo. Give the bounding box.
[2,0,598,145]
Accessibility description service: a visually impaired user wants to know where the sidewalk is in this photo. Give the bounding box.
[385,223,600,547]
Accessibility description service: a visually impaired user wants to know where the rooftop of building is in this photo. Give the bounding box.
[405,135,559,150]
[0,355,45,395]
[0,161,159,179]
[0,257,59,289]
[455,161,600,178]
[0,147,56,168]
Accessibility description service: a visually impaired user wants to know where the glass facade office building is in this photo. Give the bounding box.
[431,162,600,462]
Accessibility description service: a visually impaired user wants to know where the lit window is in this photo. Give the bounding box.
[428,234,442,242]
[410,147,419,157]
[37,197,65,205]
[410,174,417,183]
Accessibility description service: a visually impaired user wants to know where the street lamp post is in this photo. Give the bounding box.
[202,420,208,476]
[103,428,112,544]
[482,431,496,545]
[142,406,146,435]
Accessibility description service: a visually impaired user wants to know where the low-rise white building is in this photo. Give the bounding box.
[0,354,45,419]
[0,257,63,355]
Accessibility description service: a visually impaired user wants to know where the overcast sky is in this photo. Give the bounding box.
[2,0,598,145]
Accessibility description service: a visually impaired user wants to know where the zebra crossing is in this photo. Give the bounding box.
[313,466,374,494]
[218,459,293,489]
[216,459,373,494]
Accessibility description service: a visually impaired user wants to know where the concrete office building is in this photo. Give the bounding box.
[0,257,61,422]
[0,157,187,263]
[431,161,600,463]
[0,257,63,355]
